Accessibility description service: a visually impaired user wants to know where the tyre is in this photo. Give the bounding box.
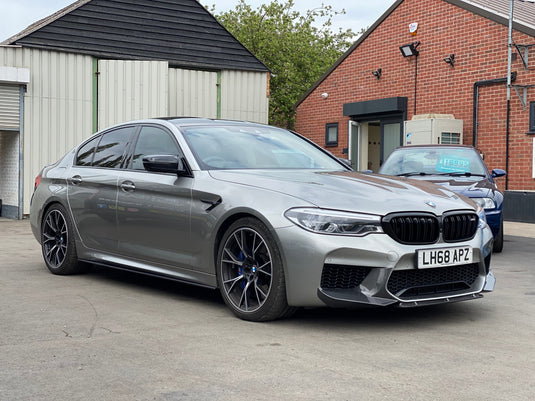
[216,217,296,321]
[493,216,504,253]
[41,204,86,275]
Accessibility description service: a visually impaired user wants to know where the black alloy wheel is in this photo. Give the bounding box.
[41,204,85,275]
[217,217,296,321]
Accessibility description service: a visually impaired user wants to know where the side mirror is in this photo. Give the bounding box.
[338,158,353,168]
[491,169,507,178]
[142,155,186,175]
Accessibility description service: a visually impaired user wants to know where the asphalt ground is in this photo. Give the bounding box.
[1,219,534,401]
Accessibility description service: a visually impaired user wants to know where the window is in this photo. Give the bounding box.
[529,102,535,133]
[325,123,339,147]
[440,132,461,144]
[76,136,100,166]
[130,126,181,170]
[92,127,134,168]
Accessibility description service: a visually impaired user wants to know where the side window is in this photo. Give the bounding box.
[92,127,134,168]
[76,136,100,166]
[131,126,181,170]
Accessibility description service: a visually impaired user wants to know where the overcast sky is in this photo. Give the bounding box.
[0,0,397,42]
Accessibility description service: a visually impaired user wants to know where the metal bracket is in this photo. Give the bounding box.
[512,84,535,110]
[513,43,535,70]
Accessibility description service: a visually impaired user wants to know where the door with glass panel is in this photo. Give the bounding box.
[380,120,402,165]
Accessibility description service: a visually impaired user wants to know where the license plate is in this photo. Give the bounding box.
[417,246,473,269]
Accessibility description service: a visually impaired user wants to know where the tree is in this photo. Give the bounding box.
[211,0,355,128]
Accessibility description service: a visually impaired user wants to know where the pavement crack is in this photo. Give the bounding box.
[78,295,98,338]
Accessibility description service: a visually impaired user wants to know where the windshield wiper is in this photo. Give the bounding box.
[434,172,486,177]
[396,172,429,177]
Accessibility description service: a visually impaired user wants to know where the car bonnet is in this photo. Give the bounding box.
[208,170,477,215]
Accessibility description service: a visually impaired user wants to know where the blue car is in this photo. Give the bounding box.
[378,145,506,252]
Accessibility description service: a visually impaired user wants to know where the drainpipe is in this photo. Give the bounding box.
[18,85,27,220]
[92,59,99,133]
[472,73,516,148]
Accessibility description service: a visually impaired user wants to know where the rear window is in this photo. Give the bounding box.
[75,126,134,168]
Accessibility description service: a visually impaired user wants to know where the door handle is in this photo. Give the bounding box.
[120,181,136,192]
[70,175,82,185]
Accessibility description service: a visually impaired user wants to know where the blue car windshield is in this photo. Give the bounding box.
[179,125,346,170]
[379,147,488,177]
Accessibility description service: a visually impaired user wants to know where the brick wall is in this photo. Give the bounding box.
[0,131,20,216]
[295,0,535,191]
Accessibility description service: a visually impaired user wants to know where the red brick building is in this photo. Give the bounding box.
[295,0,535,220]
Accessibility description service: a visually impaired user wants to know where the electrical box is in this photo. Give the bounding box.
[404,114,463,146]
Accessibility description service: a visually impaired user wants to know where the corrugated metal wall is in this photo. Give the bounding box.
[0,84,20,129]
[1,46,269,215]
[98,60,169,130]
[0,46,93,215]
[221,70,268,123]
[169,68,218,118]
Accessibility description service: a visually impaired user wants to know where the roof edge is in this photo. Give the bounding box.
[444,0,535,37]
[1,0,93,45]
[293,0,404,110]
[294,0,535,110]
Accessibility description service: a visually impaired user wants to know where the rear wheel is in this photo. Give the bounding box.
[216,217,296,321]
[41,204,86,275]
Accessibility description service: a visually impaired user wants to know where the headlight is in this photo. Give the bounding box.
[284,208,383,236]
[476,206,488,229]
[472,197,495,210]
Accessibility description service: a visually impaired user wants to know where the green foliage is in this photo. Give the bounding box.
[210,0,355,128]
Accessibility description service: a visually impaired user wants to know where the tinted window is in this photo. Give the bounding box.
[131,126,180,170]
[92,127,134,168]
[76,136,100,166]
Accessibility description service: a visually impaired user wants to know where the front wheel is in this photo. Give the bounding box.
[41,204,86,275]
[493,216,504,253]
[216,217,296,321]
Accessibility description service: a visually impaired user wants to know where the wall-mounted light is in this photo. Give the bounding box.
[444,54,455,67]
[399,41,420,57]
[372,68,382,79]
[321,92,328,99]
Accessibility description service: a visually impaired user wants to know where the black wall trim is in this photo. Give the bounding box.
[0,204,19,219]
[343,97,408,118]
[503,191,535,223]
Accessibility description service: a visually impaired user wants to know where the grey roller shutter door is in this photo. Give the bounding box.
[0,84,20,130]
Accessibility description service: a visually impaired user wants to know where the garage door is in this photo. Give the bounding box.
[0,84,20,130]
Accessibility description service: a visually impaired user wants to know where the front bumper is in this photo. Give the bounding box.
[276,223,494,308]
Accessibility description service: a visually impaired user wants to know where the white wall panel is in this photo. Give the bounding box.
[168,68,218,118]
[0,46,93,214]
[98,60,168,129]
[221,70,268,123]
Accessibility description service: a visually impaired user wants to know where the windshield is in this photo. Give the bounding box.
[379,147,488,177]
[179,124,346,170]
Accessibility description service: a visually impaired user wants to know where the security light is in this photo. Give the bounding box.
[372,68,382,79]
[444,54,455,67]
[399,42,420,57]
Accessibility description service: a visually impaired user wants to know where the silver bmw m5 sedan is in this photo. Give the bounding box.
[30,118,495,321]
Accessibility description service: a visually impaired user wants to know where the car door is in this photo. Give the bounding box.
[67,125,136,252]
[115,125,195,269]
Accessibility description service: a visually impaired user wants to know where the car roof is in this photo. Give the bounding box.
[153,117,269,128]
[394,144,476,150]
